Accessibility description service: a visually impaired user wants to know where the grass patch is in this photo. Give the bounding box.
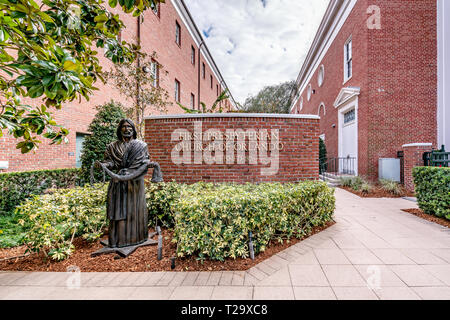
[0,213,27,248]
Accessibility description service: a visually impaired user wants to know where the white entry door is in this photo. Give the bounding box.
[338,99,358,175]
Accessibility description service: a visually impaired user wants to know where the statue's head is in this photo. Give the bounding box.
[117,118,137,141]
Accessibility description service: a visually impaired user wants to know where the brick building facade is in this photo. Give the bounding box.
[290,0,449,183]
[0,0,236,173]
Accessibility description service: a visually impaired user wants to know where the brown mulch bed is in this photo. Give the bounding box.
[401,208,450,228]
[0,220,335,272]
[340,185,414,198]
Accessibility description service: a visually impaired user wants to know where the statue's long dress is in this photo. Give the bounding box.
[104,139,149,248]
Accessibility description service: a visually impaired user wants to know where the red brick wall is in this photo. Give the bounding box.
[0,1,231,173]
[145,115,320,184]
[294,0,370,175]
[294,0,438,181]
[366,0,437,180]
[402,143,432,192]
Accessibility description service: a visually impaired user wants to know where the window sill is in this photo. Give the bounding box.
[343,75,352,85]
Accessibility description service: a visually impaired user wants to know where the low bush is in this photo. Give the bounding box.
[379,179,402,196]
[0,215,27,248]
[339,176,354,188]
[0,168,81,216]
[413,167,450,220]
[80,101,126,182]
[15,180,335,262]
[360,182,373,194]
[146,181,181,228]
[172,181,335,261]
[339,176,370,191]
[16,184,108,261]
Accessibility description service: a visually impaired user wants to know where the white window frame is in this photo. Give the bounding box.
[318,65,325,87]
[191,46,195,65]
[344,36,352,83]
[343,108,356,127]
[150,61,158,87]
[307,84,312,101]
[190,93,195,109]
[318,102,326,116]
[175,21,181,46]
[175,79,180,102]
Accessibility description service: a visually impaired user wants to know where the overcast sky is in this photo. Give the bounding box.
[184,0,329,105]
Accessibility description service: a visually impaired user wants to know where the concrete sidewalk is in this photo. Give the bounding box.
[1,188,449,300]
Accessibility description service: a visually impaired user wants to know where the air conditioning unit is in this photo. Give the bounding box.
[378,158,400,182]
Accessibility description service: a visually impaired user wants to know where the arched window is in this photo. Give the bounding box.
[299,97,304,111]
[307,84,312,101]
[318,65,325,87]
[318,103,326,116]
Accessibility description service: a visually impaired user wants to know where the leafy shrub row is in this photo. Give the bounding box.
[17,184,107,261]
[15,181,335,261]
[0,168,81,216]
[413,167,450,220]
[172,181,335,261]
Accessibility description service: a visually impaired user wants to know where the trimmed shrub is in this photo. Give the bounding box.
[0,168,81,216]
[413,167,450,220]
[146,181,181,228]
[16,181,335,261]
[16,184,108,261]
[172,181,335,261]
[80,100,126,182]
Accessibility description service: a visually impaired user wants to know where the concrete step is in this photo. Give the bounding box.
[319,174,340,188]
[319,174,340,184]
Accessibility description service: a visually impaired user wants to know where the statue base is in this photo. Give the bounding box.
[91,232,158,258]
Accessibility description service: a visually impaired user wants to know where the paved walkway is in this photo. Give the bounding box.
[1,188,450,300]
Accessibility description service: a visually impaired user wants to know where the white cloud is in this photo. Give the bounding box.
[184,0,329,105]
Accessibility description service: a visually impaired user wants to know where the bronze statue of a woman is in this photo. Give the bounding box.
[91,118,163,258]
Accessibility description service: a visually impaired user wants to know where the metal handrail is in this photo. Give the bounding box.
[423,145,449,167]
[320,157,357,176]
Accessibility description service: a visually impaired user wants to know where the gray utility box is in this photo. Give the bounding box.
[378,158,400,182]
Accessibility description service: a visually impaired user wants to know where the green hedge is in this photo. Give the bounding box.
[14,180,335,261]
[413,167,450,220]
[16,184,107,260]
[0,168,81,216]
[172,181,335,261]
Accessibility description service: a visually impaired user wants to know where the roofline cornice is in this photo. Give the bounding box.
[172,0,238,109]
[289,0,357,109]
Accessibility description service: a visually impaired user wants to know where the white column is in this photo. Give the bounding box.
[437,0,450,149]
